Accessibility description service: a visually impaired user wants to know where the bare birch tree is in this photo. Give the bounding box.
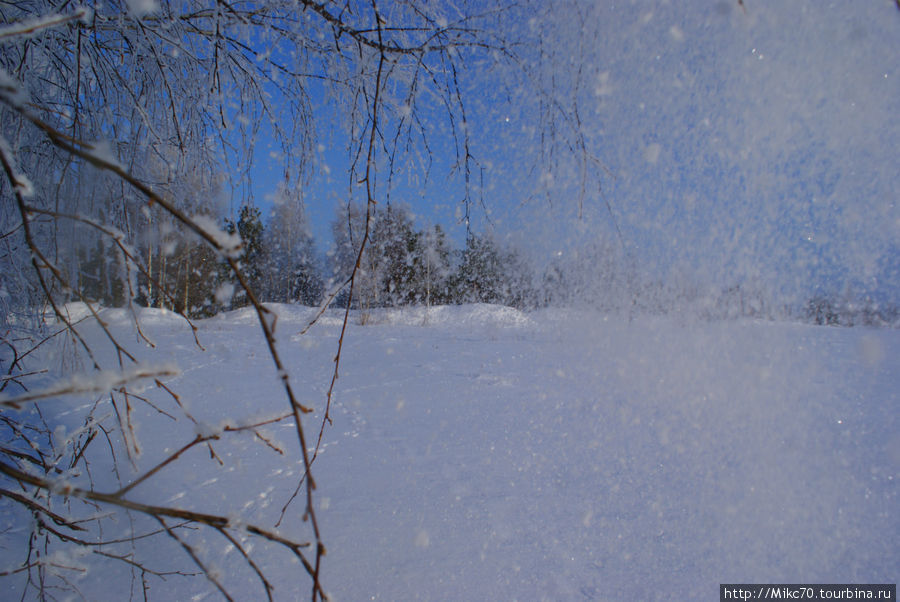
[0,1,602,599]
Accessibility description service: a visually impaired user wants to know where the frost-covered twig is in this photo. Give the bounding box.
[281,5,390,537]
[298,274,353,336]
[0,487,85,531]
[0,459,324,599]
[0,7,91,41]
[0,98,328,591]
[0,364,179,409]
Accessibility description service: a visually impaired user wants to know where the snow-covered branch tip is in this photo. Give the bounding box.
[0,364,180,409]
[0,459,325,599]
[0,134,33,198]
[0,69,27,109]
[0,7,92,41]
[191,214,243,259]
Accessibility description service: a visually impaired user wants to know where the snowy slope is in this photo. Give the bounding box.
[1,305,896,600]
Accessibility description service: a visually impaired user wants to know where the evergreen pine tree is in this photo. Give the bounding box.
[371,204,421,306]
[265,183,323,306]
[418,224,453,306]
[225,205,266,307]
[452,233,532,308]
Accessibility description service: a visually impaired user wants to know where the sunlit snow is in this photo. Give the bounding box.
[2,304,894,600]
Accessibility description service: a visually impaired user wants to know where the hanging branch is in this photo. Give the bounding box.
[0,89,326,600]
[0,455,324,599]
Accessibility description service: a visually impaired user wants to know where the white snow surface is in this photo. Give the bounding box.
[2,304,896,600]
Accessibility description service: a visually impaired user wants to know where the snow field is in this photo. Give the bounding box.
[2,304,896,600]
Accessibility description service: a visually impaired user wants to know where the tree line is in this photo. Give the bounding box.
[71,194,899,329]
[71,195,535,317]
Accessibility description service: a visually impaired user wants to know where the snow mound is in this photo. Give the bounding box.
[133,307,190,327]
[378,304,534,329]
[45,304,195,329]
[45,302,101,324]
[270,303,535,333]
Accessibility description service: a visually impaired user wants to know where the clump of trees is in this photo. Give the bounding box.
[68,200,535,318]
[805,294,899,328]
[328,203,534,311]
[537,239,899,327]
[70,197,538,316]
[65,197,323,317]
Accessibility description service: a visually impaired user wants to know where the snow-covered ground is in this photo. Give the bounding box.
[2,304,897,600]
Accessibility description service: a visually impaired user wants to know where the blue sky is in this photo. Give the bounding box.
[247,1,899,303]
